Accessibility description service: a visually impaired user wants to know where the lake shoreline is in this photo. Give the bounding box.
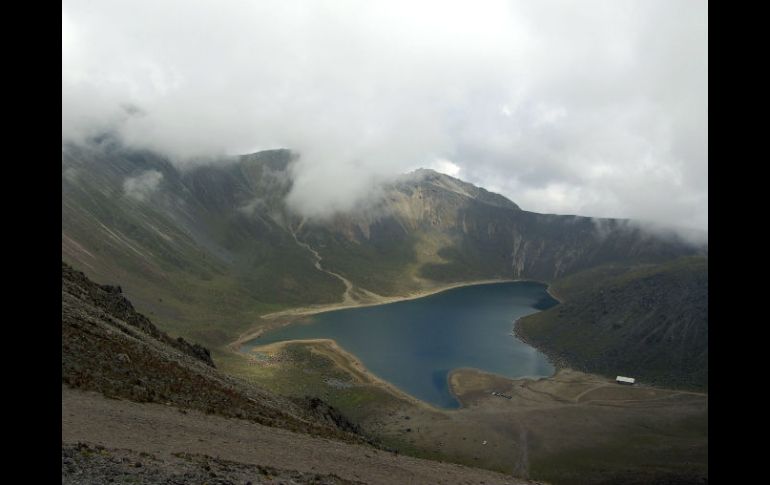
[245,338,442,411]
[231,279,557,409]
[512,317,568,372]
[229,277,555,351]
[545,285,564,303]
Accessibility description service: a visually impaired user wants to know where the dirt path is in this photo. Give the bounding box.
[572,383,611,402]
[62,386,531,485]
[289,227,357,305]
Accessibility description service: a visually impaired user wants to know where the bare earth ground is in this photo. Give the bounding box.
[219,279,706,484]
[369,368,708,484]
[62,442,364,485]
[62,385,535,485]
[224,335,708,484]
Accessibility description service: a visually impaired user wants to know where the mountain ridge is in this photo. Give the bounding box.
[62,140,703,348]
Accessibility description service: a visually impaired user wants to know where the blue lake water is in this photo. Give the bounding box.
[243,281,558,408]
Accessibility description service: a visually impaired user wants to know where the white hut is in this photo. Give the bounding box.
[616,376,635,385]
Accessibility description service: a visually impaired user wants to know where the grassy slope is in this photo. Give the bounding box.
[62,143,344,347]
[517,256,708,391]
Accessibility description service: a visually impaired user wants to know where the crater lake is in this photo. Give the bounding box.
[243,281,558,408]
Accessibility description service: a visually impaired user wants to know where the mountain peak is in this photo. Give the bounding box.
[398,168,520,211]
[238,148,295,172]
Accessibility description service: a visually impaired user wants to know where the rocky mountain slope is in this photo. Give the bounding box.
[62,137,703,348]
[516,256,708,390]
[62,260,362,439]
[297,168,701,295]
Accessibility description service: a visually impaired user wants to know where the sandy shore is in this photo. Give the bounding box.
[229,278,532,350]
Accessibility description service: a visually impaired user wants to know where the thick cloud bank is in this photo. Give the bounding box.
[62,0,707,231]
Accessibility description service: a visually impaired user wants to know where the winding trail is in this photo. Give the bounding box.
[289,227,357,305]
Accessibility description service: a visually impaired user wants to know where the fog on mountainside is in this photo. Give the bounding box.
[63,0,707,231]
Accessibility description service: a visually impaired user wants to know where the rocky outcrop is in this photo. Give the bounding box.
[62,262,215,367]
[303,397,362,436]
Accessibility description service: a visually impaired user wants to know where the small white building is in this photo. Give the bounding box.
[616,376,635,385]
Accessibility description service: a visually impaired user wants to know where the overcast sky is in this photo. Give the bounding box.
[62,0,707,230]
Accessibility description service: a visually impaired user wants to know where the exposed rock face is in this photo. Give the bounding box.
[297,168,701,294]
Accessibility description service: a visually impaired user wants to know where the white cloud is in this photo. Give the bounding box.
[428,158,461,177]
[123,170,164,202]
[62,0,707,230]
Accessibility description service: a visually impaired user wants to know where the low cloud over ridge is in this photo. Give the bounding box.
[62,0,707,232]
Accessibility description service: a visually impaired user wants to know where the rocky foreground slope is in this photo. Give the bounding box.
[62,441,363,485]
[62,260,363,438]
[62,261,533,484]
